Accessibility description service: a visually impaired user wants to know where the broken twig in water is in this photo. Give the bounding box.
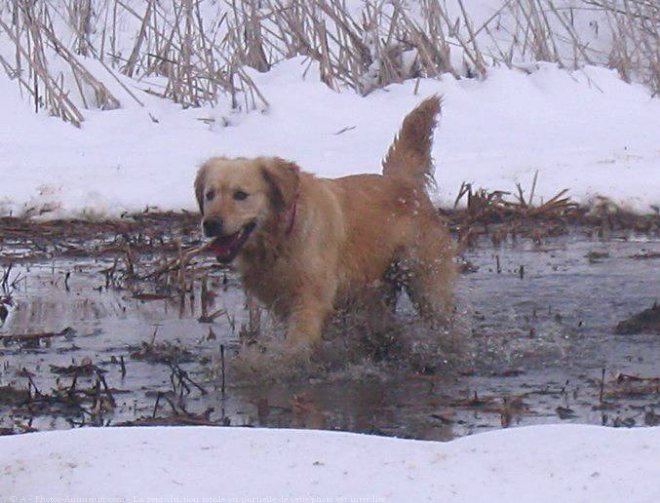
[140,242,212,281]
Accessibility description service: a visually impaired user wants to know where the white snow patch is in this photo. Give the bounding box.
[1,424,660,502]
[1,58,659,218]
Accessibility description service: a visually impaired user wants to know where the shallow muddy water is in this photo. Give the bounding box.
[1,231,658,440]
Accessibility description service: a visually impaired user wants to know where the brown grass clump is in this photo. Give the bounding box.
[448,174,582,248]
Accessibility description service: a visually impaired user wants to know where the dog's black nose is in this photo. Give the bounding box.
[203,218,224,237]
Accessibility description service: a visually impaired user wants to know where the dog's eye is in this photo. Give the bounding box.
[205,189,215,201]
[233,190,248,201]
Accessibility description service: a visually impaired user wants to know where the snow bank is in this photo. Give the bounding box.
[1,58,659,218]
[2,424,660,502]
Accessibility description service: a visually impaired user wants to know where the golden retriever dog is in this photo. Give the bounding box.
[195,96,455,347]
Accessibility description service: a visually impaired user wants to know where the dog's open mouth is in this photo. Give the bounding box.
[208,222,256,263]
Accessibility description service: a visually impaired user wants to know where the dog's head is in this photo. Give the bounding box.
[194,156,300,262]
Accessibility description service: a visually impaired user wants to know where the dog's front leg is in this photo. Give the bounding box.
[285,298,333,348]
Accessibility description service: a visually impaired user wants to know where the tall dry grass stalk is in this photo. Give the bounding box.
[0,0,119,126]
[587,0,659,93]
[0,0,656,125]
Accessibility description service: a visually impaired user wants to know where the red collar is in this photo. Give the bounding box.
[281,193,299,236]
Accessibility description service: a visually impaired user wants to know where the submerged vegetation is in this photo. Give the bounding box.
[0,208,658,436]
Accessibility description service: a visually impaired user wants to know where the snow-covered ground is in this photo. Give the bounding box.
[2,424,660,502]
[1,57,659,218]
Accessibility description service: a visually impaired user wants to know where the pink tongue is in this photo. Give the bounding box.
[209,233,239,256]
[209,241,229,255]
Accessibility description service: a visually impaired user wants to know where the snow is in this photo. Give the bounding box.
[1,57,659,218]
[2,424,660,502]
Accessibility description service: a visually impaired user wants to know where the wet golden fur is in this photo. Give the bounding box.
[195,96,455,347]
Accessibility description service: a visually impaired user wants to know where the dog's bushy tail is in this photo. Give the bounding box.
[382,95,441,192]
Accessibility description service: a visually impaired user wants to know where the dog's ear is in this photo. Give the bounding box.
[194,162,211,213]
[260,158,301,212]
